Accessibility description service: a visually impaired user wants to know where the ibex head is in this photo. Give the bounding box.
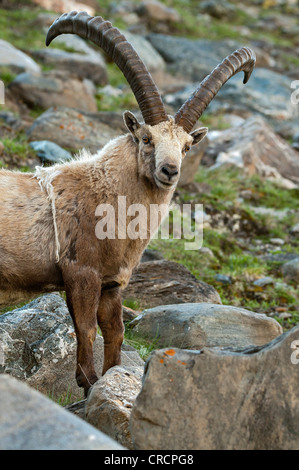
[46,11,256,191]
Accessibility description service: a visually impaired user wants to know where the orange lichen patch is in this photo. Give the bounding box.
[159,359,164,364]
[177,360,187,365]
[164,349,176,357]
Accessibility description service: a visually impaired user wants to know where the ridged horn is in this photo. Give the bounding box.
[175,47,256,133]
[46,11,169,126]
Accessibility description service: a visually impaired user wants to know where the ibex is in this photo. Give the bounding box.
[0,11,255,395]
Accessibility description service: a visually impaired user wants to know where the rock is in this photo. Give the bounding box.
[290,223,299,234]
[27,107,123,152]
[253,277,275,287]
[0,375,123,450]
[0,40,41,75]
[120,30,166,75]
[29,140,72,163]
[32,0,96,15]
[199,0,237,20]
[206,116,299,187]
[269,238,285,246]
[261,253,299,264]
[214,274,232,285]
[85,365,143,449]
[148,34,241,82]
[9,71,98,113]
[282,258,299,284]
[0,293,74,380]
[130,325,299,450]
[123,260,222,309]
[129,303,282,350]
[136,0,181,23]
[32,48,108,86]
[140,248,164,263]
[122,306,139,322]
[0,293,144,402]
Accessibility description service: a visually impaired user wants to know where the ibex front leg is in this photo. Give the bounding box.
[63,265,101,396]
[97,287,124,375]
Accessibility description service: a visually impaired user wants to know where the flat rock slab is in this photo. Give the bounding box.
[0,374,123,450]
[123,260,222,309]
[130,303,283,350]
[130,325,299,450]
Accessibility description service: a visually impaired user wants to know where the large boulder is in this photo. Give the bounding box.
[130,303,283,349]
[0,40,41,75]
[27,107,123,152]
[148,34,243,81]
[0,375,123,450]
[32,48,108,86]
[9,71,98,113]
[123,260,222,309]
[205,116,299,188]
[130,325,299,450]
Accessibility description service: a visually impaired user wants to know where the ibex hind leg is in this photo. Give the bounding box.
[63,265,101,396]
[97,287,124,376]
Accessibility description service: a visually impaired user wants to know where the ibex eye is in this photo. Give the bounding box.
[184,145,191,152]
[142,136,150,144]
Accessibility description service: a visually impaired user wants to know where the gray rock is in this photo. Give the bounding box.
[123,260,222,309]
[130,303,282,350]
[282,258,299,284]
[85,365,143,449]
[0,375,123,450]
[253,277,275,287]
[0,293,74,380]
[130,325,299,450]
[0,39,41,75]
[136,0,181,23]
[27,107,123,152]
[29,140,72,163]
[0,293,144,402]
[32,48,108,86]
[121,30,166,74]
[290,223,299,234]
[9,70,98,112]
[199,0,237,19]
[148,34,241,81]
[214,273,232,285]
[206,116,299,187]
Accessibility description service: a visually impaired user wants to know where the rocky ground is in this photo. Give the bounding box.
[0,0,298,450]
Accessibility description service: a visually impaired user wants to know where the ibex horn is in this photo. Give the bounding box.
[46,11,169,126]
[174,47,256,133]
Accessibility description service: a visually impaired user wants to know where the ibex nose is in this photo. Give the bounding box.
[161,164,179,180]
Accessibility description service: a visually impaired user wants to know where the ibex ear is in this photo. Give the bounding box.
[190,127,208,146]
[123,111,141,136]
